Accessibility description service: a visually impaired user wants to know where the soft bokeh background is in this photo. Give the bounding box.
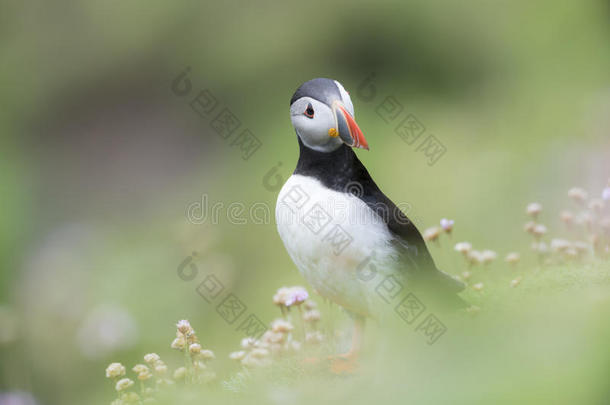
[1,1,609,404]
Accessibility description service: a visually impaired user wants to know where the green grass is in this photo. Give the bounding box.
[98,260,610,405]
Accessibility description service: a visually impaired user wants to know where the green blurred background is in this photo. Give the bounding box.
[1,1,609,404]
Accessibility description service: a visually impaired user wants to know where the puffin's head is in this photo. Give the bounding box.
[289,78,369,153]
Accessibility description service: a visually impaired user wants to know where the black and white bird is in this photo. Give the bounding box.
[275,78,465,370]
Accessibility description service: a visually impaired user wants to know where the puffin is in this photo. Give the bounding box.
[275,78,465,371]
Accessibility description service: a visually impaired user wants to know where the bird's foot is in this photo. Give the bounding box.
[328,353,359,375]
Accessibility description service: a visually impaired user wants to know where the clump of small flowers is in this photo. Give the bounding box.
[568,187,588,204]
[301,297,321,329]
[467,250,484,268]
[105,362,140,404]
[230,337,273,368]
[481,250,497,267]
[454,242,476,273]
[550,238,571,253]
[550,183,610,259]
[171,320,216,384]
[104,320,218,404]
[454,242,472,255]
[303,308,321,325]
[526,203,542,219]
[229,289,326,370]
[271,318,294,334]
[115,378,134,392]
[560,210,574,227]
[505,252,520,267]
[132,364,152,381]
[143,353,160,364]
[531,224,547,239]
[524,214,550,263]
[424,219,456,245]
[423,227,441,243]
[273,286,309,315]
[239,318,303,367]
[106,363,126,379]
[142,353,172,389]
[440,218,454,234]
[522,182,610,264]
[546,238,590,263]
[301,298,325,347]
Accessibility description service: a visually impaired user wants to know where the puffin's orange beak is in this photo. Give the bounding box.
[331,101,369,150]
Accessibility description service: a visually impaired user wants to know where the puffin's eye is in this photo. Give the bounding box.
[304,103,314,118]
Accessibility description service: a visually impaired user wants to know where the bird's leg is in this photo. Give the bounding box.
[329,314,365,374]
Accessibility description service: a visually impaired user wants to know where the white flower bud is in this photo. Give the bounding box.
[115,378,134,392]
[105,362,126,379]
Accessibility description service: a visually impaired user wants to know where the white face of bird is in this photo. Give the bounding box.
[289,80,368,153]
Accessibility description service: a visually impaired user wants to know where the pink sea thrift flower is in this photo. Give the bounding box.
[440,218,454,233]
[284,287,308,306]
